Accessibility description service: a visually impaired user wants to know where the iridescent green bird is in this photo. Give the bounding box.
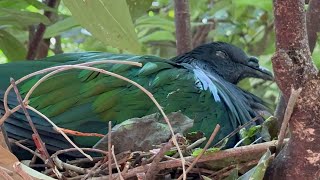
[0,42,272,153]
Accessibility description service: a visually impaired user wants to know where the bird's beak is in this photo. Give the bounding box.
[243,57,274,81]
[252,66,274,81]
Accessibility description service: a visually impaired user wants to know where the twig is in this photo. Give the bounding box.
[233,137,248,148]
[274,94,287,132]
[177,124,220,180]
[68,157,104,165]
[250,137,263,145]
[52,148,108,157]
[213,116,260,147]
[276,87,302,154]
[81,161,102,179]
[14,141,45,162]
[27,106,93,160]
[209,165,235,178]
[53,156,87,174]
[173,137,206,158]
[112,145,124,180]
[10,78,55,169]
[145,137,174,179]
[187,137,206,150]
[108,121,112,178]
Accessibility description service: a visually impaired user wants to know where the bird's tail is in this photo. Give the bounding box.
[0,91,80,159]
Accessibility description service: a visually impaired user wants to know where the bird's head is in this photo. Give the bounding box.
[173,42,273,84]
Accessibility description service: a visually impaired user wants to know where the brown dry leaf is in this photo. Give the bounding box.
[0,142,25,180]
[0,131,35,180]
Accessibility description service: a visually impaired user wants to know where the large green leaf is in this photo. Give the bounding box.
[126,0,153,21]
[63,0,141,53]
[139,31,175,43]
[135,16,175,32]
[0,29,26,62]
[44,17,79,38]
[0,8,50,28]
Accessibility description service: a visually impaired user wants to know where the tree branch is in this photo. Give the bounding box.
[173,0,193,55]
[26,0,59,60]
[266,0,320,179]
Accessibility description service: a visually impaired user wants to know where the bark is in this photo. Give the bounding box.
[173,0,193,55]
[26,0,59,60]
[265,0,320,179]
[306,0,320,53]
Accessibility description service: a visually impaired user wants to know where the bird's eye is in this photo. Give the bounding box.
[216,51,228,59]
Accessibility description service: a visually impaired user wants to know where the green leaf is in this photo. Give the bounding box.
[139,31,175,43]
[233,0,272,11]
[126,0,153,21]
[0,8,50,28]
[23,0,57,12]
[0,29,26,62]
[135,16,175,32]
[192,147,220,157]
[0,0,29,9]
[44,17,79,38]
[237,149,272,180]
[63,0,141,53]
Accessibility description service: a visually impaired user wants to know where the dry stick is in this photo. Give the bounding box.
[27,106,92,160]
[14,141,45,162]
[177,124,220,180]
[53,156,88,174]
[213,116,260,147]
[276,87,302,154]
[145,138,175,179]
[107,121,112,178]
[173,137,206,158]
[81,161,102,180]
[52,148,108,157]
[68,157,104,165]
[51,148,107,176]
[10,78,55,168]
[112,145,124,180]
